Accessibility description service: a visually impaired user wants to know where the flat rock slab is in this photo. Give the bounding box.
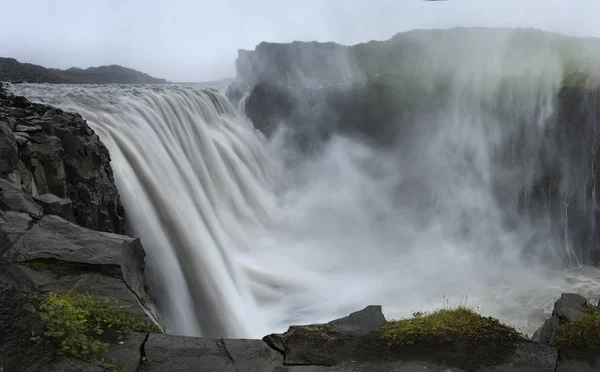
[288,362,466,372]
[104,332,147,372]
[139,334,283,372]
[0,178,43,217]
[16,265,147,317]
[1,210,163,329]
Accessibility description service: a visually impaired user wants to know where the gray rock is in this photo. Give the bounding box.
[553,293,588,324]
[47,359,104,372]
[0,178,43,217]
[284,343,555,372]
[532,315,560,345]
[1,213,163,329]
[14,132,30,146]
[140,334,283,372]
[3,93,124,233]
[104,332,147,372]
[288,363,465,372]
[33,193,74,222]
[15,124,43,133]
[16,265,148,318]
[327,305,387,335]
[0,262,55,372]
[2,214,124,266]
[479,342,557,372]
[262,333,285,354]
[0,120,18,175]
[22,136,67,198]
[556,358,600,372]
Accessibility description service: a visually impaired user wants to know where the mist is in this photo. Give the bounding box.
[6,0,600,343]
[2,0,600,82]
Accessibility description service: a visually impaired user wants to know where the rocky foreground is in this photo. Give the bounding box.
[0,81,599,371]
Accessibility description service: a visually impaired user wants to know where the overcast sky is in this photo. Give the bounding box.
[2,0,600,82]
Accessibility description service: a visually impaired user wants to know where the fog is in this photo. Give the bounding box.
[2,0,600,82]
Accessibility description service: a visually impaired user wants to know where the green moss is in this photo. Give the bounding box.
[550,306,600,351]
[380,305,523,347]
[32,292,161,371]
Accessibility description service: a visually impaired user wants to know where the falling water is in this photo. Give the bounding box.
[10,29,600,338]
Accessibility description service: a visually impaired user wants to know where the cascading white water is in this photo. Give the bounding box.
[10,29,600,338]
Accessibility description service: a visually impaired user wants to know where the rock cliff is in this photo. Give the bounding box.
[0,82,124,233]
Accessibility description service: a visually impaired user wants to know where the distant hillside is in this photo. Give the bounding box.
[0,57,169,84]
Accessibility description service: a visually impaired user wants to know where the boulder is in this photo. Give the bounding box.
[0,178,43,217]
[140,334,283,372]
[553,293,588,324]
[327,305,387,335]
[32,193,74,222]
[532,316,560,345]
[532,293,590,346]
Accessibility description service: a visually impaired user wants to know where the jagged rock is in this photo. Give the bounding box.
[327,305,386,335]
[262,334,285,355]
[0,262,55,372]
[0,120,18,175]
[0,178,43,217]
[553,293,587,324]
[15,124,43,133]
[139,334,283,372]
[1,90,124,233]
[14,132,30,146]
[532,316,560,345]
[32,193,74,222]
[532,294,590,347]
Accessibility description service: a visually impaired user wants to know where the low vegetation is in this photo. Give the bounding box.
[32,291,160,371]
[380,305,523,347]
[550,305,600,352]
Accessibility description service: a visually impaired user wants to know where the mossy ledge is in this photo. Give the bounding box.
[31,291,161,371]
[380,306,524,368]
[550,305,600,358]
[280,304,527,370]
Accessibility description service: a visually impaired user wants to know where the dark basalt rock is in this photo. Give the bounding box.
[0,178,43,217]
[533,293,588,346]
[0,87,125,233]
[327,305,387,335]
[32,193,74,222]
[0,262,55,372]
[553,293,588,324]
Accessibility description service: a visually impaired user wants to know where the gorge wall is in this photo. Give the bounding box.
[229,27,600,268]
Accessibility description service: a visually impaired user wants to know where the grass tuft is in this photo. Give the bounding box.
[550,305,600,351]
[380,298,523,347]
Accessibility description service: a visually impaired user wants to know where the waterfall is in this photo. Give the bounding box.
[13,84,287,337]
[11,52,600,339]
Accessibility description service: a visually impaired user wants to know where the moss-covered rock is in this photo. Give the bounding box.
[32,291,160,371]
[550,305,600,357]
